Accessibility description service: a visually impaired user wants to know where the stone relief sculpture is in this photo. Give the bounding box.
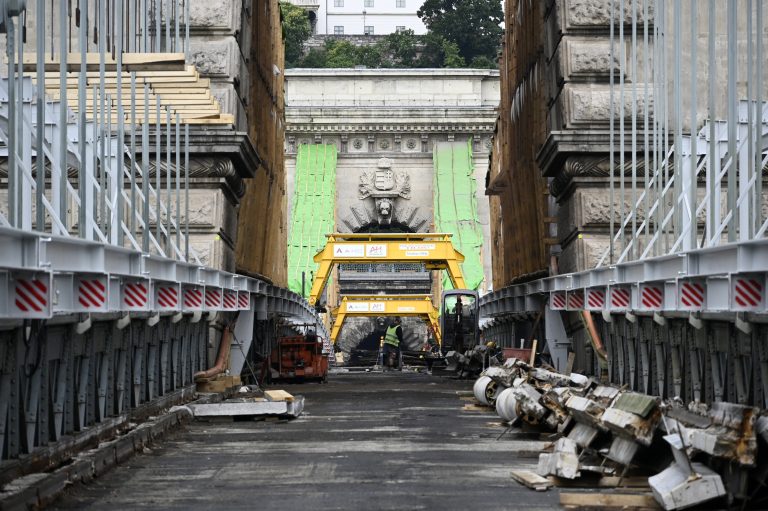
[358,158,411,225]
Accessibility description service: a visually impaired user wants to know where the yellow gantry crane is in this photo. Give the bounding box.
[330,295,442,346]
[308,233,467,306]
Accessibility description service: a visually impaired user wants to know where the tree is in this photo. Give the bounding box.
[416,33,466,68]
[417,0,503,65]
[299,48,328,67]
[380,29,419,68]
[324,40,360,67]
[280,2,312,68]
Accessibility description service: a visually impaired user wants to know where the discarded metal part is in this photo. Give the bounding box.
[568,422,600,448]
[565,395,608,430]
[662,402,758,466]
[473,375,497,406]
[537,438,581,480]
[188,396,305,419]
[495,387,519,423]
[756,415,768,445]
[604,436,640,465]
[601,396,661,446]
[649,435,726,510]
[613,392,658,418]
[541,389,571,425]
[512,383,550,427]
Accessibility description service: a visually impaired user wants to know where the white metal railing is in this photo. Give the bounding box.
[0,1,200,264]
[598,0,767,268]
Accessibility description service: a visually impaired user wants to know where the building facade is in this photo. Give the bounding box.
[284,68,499,353]
[288,0,427,36]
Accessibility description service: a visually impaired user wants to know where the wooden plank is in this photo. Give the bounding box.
[20,52,186,72]
[195,375,241,393]
[560,492,660,510]
[511,470,552,491]
[264,390,295,402]
[529,339,538,365]
[462,404,493,412]
[550,476,650,489]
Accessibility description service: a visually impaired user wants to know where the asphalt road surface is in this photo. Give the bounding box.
[52,371,562,510]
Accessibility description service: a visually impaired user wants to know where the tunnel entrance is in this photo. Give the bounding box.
[337,225,432,366]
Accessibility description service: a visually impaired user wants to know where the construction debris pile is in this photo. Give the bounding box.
[474,359,767,510]
[445,344,503,378]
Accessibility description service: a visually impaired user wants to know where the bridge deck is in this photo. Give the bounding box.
[50,373,560,510]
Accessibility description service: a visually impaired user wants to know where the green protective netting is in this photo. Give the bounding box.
[433,140,484,291]
[288,144,338,296]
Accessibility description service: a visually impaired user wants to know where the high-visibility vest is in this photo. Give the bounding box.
[384,325,400,347]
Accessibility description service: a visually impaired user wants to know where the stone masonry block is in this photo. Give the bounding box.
[560,38,623,82]
[188,37,239,79]
[188,0,239,33]
[562,84,653,127]
[558,0,655,32]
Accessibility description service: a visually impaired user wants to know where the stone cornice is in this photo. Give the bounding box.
[536,130,656,177]
[286,123,496,134]
[286,68,500,78]
[132,129,260,180]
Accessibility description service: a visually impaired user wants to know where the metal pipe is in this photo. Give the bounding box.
[756,0,764,236]
[184,0,190,58]
[619,0,626,255]
[7,18,16,228]
[35,0,45,232]
[643,0,650,245]
[79,0,90,239]
[673,0,682,250]
[130,73,137,238]
[184,123,189,260]
[166,108,172,255]
[175,114,181,254]
[580,311,608,362]
[631,0,638,260]
[686,0,697,250]
[116,0,125,246]
[142,83,150,253]
[726,0,737,242]
[707,0,717,247]
[743,0,754,241]
[193,325,233,380]
[156,95,161,248]
[609,0,615,264]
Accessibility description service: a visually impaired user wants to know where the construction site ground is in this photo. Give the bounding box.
[50,371,564,510]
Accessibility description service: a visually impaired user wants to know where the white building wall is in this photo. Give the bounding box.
[291,0,427,35]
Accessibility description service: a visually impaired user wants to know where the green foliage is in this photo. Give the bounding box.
[469,55,497,69]
[417,0,503,64]
[297,39,384,68]
[416,33,465,68]
[324,40,359,68]
[287,7,500,69]
[380,29,419,68]
[280,2,312,67]
[300,48,327,68]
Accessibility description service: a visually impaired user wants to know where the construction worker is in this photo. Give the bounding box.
[383,317,403,371]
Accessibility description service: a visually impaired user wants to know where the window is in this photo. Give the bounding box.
[334,0,343,6]
[364,0,374,7]
[364,25,374,35]
[396,25,406,32]
[396,0,405,7]
[334,25,344,35]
